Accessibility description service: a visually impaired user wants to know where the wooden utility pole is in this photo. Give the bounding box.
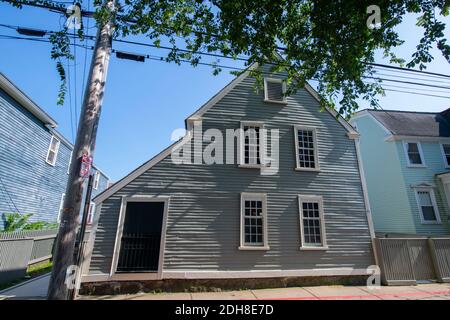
[47,0,116,300]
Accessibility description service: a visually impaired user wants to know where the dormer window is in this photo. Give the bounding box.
[264,78,286,103]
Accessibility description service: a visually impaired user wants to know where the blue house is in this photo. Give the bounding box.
[0,72,110,229]
[350,109,450,237]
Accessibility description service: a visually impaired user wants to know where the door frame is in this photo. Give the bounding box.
[110,195,170,280]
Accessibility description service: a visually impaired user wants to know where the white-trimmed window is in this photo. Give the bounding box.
[46,135,60,166]
[298,195,327,250]
[403,141,425,167]
[67,151,73,174]
[441,143,450,168]
[239,193,269,250]
[93,171,100,190]
[264,78,287,103]
[414,187,441,224]
[57,193,65,223]
[87,202,96,224]
[294,126,319,171]
[240,122,264,167]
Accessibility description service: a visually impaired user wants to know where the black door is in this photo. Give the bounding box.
[117,201,165,272]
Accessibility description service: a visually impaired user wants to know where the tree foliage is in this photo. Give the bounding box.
[1,212,58,232]
[6,0,450,115]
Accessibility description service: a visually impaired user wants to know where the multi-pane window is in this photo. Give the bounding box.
[298,195,327,249]
[442,144,450,167]
[264,78,286,103]
[57,193,65,223]
[240,193,268,249]
[415,189,440,223]
[404,142,424,166]
[295,127,319,170]
[93,171,100,190]
[46,135,60,166]
[241,122,263,166]
[87,202,96,224]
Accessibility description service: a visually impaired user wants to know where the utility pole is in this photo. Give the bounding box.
[47,0,116,300]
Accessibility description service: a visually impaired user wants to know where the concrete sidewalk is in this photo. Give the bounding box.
[0,273,49,300]
[78,283,450,300]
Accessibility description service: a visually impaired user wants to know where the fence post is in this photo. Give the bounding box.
[427,238,442,282]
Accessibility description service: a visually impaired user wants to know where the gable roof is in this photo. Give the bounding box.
[0,72,58,128]
[94,63,358,204]
[365,109,450,137]
[0,72,110,181]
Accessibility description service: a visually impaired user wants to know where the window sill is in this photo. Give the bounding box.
[263,99,287,105]
[407,164,426,168]
[239,164,262,169]
[238,246,270,251]
[45,160,56,167]
[420,221,441,225]
[299,246,328,251]
[295,167,320,172]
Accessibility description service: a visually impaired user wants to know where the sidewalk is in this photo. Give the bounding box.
[0,273,49,300]
[78,283,450,300]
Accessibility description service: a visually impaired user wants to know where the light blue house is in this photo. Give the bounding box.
[350,109,450,237]
[0,72,110,229]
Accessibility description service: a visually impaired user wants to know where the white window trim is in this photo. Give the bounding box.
[239,192,269,250]
[45,135,60,166]
[93,171,100,190]
[239,121,265,168]
[110,195,170,279]
[263,77,287,104]
[294,126,320,172]
[403,141,426,168]
[440,143,450,168]
[413,187,441,225]
[298,195,328,250]
[67,151,73,174]
[87,202,96,224]
[57,193,65,223]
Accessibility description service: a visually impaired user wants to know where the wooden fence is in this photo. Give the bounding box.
[375,237,450,285]
[0,229,91,285]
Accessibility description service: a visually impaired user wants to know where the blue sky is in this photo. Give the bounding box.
[0,3,449,181]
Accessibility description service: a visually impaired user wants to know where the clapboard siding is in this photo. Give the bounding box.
[89,66,374,275]
[352,112,450,236]
[0,87,109,229]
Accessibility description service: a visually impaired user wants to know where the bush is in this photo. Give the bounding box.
[1,212,58,232]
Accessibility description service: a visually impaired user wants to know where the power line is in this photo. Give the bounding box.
[1,31,448,101]
[3,0,450,80]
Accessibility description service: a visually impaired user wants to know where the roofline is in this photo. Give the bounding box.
[94,61,358,204]
[0,72,58,128]
[367,108,441,115]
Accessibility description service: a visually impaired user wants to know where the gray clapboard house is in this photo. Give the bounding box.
[82,63,375,290]
[0,72,110,229]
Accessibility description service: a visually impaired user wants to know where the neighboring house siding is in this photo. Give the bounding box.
[0,88,71,226]
[352,116,415,234]
[395,140,450,235]
[88,67,374,275]
[352,113,450,236]
[0,87,110,229]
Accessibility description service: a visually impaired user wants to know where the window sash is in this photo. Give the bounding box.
[294,126,319,170]
[298,195,327,249]
[415,188,440,224]
[46,136,60,166]
[405,142,423,165]
[93,171,100,189]
[442,144,450,166]
[240,193,268,249]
